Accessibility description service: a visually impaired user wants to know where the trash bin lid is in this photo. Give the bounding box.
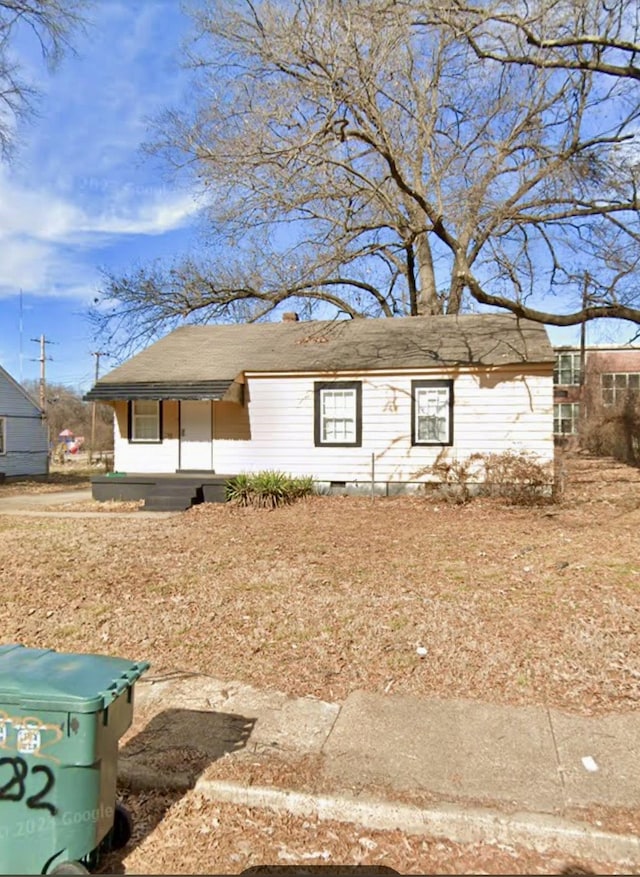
[0,645,150,713]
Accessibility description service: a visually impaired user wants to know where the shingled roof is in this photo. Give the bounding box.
[84,313,552,401]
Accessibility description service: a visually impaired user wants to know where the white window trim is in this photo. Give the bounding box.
[314,382,362,447]
[554,352,581,386]
[554,402,580,435]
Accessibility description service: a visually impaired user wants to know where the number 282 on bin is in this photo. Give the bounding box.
[0,757,56,816]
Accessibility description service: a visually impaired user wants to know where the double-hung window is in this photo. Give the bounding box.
[412,380,453,446]
[554,402,580,435]
[554,352,581,386]
[129,400,162,442]
[601,373,640,406]
[314,382,362,447]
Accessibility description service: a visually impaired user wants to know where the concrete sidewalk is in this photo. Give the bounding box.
[119,673,640,869]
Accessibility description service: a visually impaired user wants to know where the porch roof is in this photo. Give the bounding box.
[84,380,234,402]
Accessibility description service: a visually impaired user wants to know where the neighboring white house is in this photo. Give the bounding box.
[0,364,48,478]
[85,313,555,497]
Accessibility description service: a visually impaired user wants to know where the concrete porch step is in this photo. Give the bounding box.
[143,481,203,512]
[143,496,194,511]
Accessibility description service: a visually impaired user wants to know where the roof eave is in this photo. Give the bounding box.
[83,379,239,403]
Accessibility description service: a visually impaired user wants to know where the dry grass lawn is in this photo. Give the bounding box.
[0,453,638,716]
[1,452,639,874]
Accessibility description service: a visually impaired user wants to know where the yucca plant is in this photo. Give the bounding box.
[226,471,315,508]
[225,472,253,506]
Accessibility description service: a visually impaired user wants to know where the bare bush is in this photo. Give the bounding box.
[481,451,555,505]
[427,450,555,506]
[430,452,485,504]
[581,389,640,467]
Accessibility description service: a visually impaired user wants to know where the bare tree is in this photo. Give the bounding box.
[21,378,113,453]
[92,0,640,357]
[426,0,640,81]
[0,0,87,156]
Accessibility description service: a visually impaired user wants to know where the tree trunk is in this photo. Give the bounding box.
[446,253,466,315]
[415,232,441,315]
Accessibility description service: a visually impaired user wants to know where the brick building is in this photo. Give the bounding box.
[553,345,640,435]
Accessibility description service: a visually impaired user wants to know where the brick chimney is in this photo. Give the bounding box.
[282,312,300,322]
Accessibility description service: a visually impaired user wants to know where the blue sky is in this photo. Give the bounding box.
[0,1,199,392]
[0,1,636,396]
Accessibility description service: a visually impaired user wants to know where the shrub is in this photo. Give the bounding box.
[427,451,555,506]
[226,471,315,509]
[581,388,640,467]
[481,451,555,505]
[430,453,485,504]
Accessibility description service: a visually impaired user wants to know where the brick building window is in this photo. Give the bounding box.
[554,352,581,386]
[601,373,640,406]
[554,403,580,435]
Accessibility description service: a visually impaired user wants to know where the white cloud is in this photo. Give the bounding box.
[0,169,200,299]
[0,235,94,299]
[79,192,201,238]
[0,170,199,244]
[0,1,200,304]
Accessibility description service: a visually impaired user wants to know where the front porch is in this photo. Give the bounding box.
[91,472,237,511]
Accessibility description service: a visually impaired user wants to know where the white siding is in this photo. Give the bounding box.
[212,367,554,483]
[111,367,554,484]
[0,369,48,476]
[113,401,180,473]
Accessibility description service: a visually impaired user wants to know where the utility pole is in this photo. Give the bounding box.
[30,335,54,454]
[30,335,54,414]
[90,352,108,463]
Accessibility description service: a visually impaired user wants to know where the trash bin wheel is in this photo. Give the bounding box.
[50,861,89,875]
[111,802,133,851]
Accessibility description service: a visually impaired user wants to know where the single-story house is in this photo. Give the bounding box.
[85,313,554,506]
[0,364,49,479]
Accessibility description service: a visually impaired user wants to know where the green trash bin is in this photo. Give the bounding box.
[0,644,149,875]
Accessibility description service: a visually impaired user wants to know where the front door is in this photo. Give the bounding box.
[180,401,213,470]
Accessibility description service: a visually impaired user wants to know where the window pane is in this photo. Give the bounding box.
[555,353,580,385]
[323,418,354,442]
[601,373,640,405]
[553,403,579,435]
[320,389,356,444]
[135,400,157,416]
[0,418,4,454]
[134,418,159,440]
[418,415,446,442]
[132,401,159,441]
[415,385,450,443]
